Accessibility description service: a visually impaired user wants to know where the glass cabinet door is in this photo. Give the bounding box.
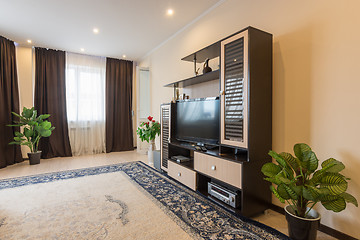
[220,31,248,149]
[160,104,170,170]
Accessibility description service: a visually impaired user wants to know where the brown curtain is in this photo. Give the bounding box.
[0,36,23,168]
[34,47,72,158]
[106,58,133,152]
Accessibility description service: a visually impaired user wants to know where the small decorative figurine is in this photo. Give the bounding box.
[203,58,212,74]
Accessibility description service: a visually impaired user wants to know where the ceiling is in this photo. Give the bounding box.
[0,0,221,61]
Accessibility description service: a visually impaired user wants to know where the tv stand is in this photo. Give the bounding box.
[166,140,269,217]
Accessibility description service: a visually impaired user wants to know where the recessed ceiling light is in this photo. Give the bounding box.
[93,28,99,34]
[27,39,32,44]
[167,9,174,16]
[80,48,85,52]
[122,54,126,58]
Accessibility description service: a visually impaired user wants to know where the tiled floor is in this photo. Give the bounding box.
[0,150,337,239]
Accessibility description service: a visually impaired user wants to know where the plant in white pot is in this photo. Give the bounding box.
[136,116,160,165]
[261,143,358,240]
[8,107,55,165]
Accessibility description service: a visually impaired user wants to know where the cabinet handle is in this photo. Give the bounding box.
[211,165,216,171]
[178,172,181,177]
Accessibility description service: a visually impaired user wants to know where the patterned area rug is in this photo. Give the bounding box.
[0,162,290,240]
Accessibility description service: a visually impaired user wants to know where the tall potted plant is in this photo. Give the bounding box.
[8,107,55,165]
[137,116,160,164]
[261,143,358,240]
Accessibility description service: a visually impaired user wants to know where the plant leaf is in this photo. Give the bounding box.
[39,114,50,120]
[320,172,348,195]
[310,169,326,185]
[22,107,34,118]
[11,111,22,118]
[302,187,315,201]
[321,195,346,212]
[13,137,23,142]
[264,177,282,185]
[340,192,358,207]
[294,143,311,161]
[270,185,285,203]
[279,152,299,171]
[40,121,51,130]
[290,185,302,196]
[40,129,52,137]
[284,184,298,200]
[321,158,345,173]
[276,176,292,185]
[277,184,291,200]
[261,162,281,177]
[268,150,287,168]
[7,124,24,127]
[304,151,318,173]
[15,132,24,137]
[24,128,34,138]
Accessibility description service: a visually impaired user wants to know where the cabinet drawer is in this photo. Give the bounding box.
[168,161,197,191]
[194,152,242,189]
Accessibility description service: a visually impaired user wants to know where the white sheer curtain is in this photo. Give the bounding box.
[65,53,106,156]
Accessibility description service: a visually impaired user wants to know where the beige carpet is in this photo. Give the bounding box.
[0,171,192,240]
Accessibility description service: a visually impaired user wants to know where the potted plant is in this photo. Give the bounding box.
[8,107,55,165]
[261,143,358,240]
[136,116,160,164]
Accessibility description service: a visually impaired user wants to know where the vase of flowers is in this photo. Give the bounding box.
[136,116,160,165]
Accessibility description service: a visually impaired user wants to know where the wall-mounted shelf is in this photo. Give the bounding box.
[164,70,219,88]
[181,41,220,63]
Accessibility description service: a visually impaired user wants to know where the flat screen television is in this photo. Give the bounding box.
[175,98,219,145]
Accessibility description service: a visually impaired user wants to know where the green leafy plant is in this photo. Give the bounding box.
[261,143,358,218]
[136,116,160,142]
[8,107,55,153]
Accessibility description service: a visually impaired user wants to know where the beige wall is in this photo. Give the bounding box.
[15,47,34,157]
[16,47,33,109]
[139,0,360,238]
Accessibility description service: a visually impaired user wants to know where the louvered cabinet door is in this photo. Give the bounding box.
[160,104,170,171]
[220,31,248,149]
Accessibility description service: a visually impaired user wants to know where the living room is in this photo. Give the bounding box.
[1,0,359,239]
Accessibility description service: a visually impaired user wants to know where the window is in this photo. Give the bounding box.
[65,53,106,155]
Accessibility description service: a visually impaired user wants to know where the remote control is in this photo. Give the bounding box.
[200,146,207,152]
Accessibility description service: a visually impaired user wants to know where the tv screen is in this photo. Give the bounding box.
[175,98,219,145]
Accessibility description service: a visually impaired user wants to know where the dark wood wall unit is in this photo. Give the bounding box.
[161,26,273,218]
[241,27,273,217]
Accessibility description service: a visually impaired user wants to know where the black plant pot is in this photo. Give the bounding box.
[27,151,41,165]
[285,205,321,240]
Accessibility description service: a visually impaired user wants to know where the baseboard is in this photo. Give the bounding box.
[269,204,357,240]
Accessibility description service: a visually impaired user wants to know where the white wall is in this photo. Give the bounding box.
[139,0,360,238]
